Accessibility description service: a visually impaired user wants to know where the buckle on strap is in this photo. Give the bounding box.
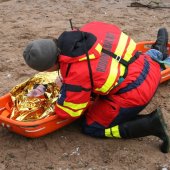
[102,48,128,66]
[101,48,141,67]
[115,55,121,62]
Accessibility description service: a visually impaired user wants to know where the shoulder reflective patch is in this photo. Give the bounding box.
[96,33,114,73]
[95,43,102,54]
[79,54,95,61]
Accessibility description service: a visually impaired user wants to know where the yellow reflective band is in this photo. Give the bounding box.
[57,104,83,117]
[105,128,113,137]
[95,58,118,93]
[95,43,102,54]
[111,125,121,138]
[79,54,95,61]
[105,125,121,138]
[120,64,126,76]
[114,32,128,56]
[124,39,136,61]
[63,101,88,110]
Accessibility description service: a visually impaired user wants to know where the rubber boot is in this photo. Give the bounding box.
[151,28,169,60]
[119,108,169,153]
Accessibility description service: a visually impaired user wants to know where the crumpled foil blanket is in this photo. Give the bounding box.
[10,72,60,122]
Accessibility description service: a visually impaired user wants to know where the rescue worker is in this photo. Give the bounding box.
[23,21,169,153]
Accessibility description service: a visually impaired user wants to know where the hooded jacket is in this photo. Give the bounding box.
[55,21,137,119]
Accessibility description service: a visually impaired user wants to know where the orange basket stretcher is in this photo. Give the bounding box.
[0,93,77,138]
[0,41,170,138]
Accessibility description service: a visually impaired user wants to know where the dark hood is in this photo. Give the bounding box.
[58,31,97,57]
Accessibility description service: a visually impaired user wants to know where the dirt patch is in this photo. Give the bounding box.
[0,0,170,169]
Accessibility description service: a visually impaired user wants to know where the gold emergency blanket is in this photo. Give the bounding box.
[10,72,60,122]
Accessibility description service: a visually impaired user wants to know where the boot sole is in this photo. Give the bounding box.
[156,107,170,153]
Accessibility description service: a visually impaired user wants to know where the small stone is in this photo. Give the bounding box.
[7,74,11,78]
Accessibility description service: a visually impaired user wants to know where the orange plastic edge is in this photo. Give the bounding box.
[0,93,76,138]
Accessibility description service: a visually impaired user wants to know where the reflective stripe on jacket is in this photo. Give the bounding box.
[55,21,138,118]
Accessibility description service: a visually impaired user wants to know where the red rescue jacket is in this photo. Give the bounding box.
[55,21,138,119]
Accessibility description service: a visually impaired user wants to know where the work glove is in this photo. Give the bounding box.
[27,84,46,97]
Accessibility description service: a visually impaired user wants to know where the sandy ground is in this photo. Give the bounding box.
[0,0,170,169]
